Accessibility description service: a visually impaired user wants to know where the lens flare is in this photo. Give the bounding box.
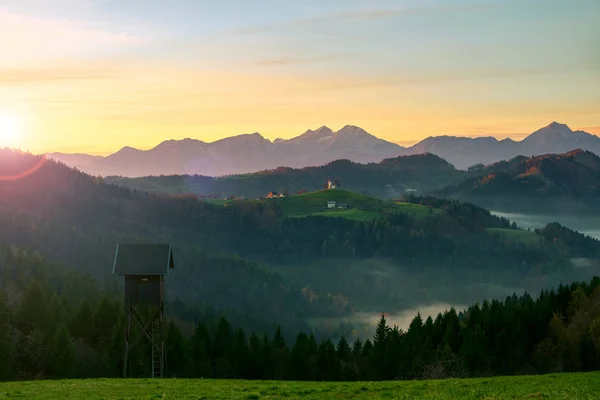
[0,114,20,148]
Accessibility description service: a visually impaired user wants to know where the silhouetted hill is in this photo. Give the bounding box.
[437,149,600,214]
[105,153,463,199]
[47,122,600,176]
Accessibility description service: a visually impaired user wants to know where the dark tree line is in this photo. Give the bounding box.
[148,275,600,380]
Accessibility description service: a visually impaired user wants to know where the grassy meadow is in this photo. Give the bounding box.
[203,189,440,221]
[1,372,598,399]
[269,189,441,220]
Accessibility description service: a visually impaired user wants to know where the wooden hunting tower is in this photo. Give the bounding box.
[112,244,175,378]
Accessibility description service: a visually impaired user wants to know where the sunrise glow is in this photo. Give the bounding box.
[0,113,20,148]
[0,1,597,154]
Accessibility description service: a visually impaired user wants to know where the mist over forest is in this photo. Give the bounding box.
[491,211,600,240]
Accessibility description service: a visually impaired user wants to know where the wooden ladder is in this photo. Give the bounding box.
[151,320,163,378]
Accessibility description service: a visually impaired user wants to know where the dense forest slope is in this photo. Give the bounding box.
[2,245,600,381]
[0,150,314,331]
[437,149,600,214]
[1,150,600,336]
[105,153,463,199]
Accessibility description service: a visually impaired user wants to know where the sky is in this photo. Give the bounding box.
[0,0,599,154]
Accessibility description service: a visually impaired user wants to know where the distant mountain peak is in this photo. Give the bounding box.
[315,125,332,132]
[310,125,334,135]
[154,138,205,150]
[524,121,575,144]
[215,132,268,143]
[337,125,369,135]
[295,125,334,141]
[115,146,141,154]
[545,121,571,130]
[533,122,573,135]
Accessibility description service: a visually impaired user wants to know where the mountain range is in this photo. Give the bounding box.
[47,122,600,177]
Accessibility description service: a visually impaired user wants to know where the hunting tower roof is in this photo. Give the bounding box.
[112,244,175,276]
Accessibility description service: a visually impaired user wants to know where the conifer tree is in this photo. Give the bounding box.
[49,323,74,378]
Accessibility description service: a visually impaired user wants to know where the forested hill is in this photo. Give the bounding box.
[104,153,463,199]
[0,150,314,331]
[436,149,600,214]
[1,150,600,337]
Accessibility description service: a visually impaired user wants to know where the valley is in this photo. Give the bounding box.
[5,149,600,325]
[491,211,600,240]
[1,145,600,384]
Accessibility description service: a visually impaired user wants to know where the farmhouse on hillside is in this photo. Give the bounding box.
[267,191,286,198]
[327,179,337,189]
[327,201,336,208]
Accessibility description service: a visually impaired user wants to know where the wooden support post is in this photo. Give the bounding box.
[123,309,131,378]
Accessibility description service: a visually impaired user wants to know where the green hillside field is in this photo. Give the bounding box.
[210,189,443,221]
[1,372,598,399]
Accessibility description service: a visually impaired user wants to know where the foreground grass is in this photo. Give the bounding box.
[1,372,599,399]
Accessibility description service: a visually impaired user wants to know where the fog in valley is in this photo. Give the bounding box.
[491,211,600,240]
[279,255,600,339]
[308,303,469,339]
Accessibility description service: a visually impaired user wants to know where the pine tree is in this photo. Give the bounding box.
[372,314,390,380]
[336,336,351,361]
[288,332,309,380]
[247,333,265,379]
[68,301,93,343]
[15,281,53,338]
[212,317,233,378]
[270,326,287,379]
[337,336,354,380]
[233,328,248,379]
[261,334,273,379]
[316,339,339,381]
[165,324,186,378]
[360,339,373,379]
[190,323,212,377]
[49,323,74,378]
[0,296,14,381]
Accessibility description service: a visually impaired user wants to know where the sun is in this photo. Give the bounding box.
[0,113,20,148]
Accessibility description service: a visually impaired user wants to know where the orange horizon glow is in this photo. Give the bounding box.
[1,2,599,155]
